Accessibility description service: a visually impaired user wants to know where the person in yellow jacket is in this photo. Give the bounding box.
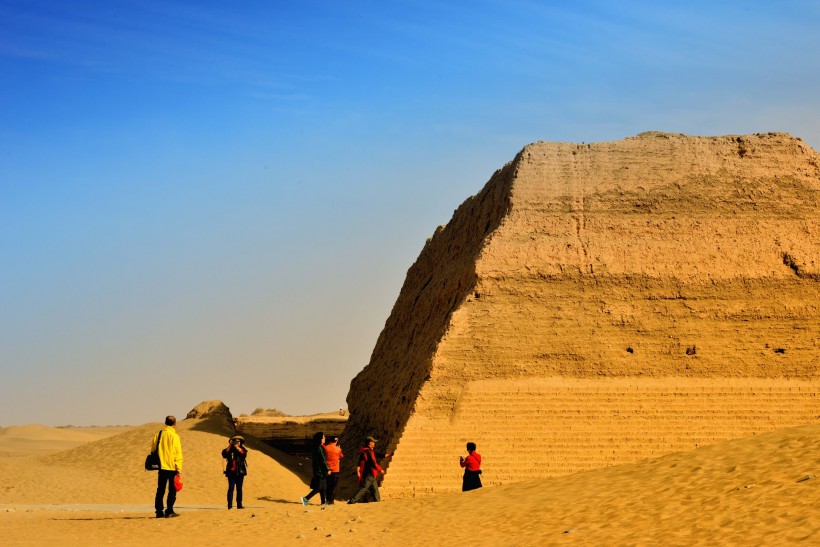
[150,415,183,518]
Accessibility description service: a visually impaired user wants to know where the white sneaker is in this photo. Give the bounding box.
[301,496,308,506]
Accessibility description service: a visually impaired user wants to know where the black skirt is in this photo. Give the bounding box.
[462,469,482,492]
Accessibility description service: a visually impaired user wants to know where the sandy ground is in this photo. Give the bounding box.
[0,425,134,457]
[1,420,817,545]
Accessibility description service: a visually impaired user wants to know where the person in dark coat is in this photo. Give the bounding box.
[222,435,248,509]
[301,432,330,506]
[459,441,482,492]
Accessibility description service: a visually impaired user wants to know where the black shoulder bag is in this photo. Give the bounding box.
[144,430,162,471]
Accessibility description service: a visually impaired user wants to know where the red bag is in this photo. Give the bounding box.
[174,475,183,491]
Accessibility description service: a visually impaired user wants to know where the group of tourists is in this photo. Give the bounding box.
[300,433,482,504]
[299,432,392,505]
[300,432,342,505]
[148,415,250,517]
[148,415,482,517]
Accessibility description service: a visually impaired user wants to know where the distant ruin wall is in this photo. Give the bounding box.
[342,132,820,498]
[236,416,346,455]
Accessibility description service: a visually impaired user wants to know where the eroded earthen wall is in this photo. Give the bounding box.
[344,132,820,497]
[236,416,346,455]
[338,154,519,493]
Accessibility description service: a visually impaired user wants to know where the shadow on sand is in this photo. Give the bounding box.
[257,496,300,505]
[50,515,155,521]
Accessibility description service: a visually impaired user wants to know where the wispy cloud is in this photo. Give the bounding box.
[0,2,332,94]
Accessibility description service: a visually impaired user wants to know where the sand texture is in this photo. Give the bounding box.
[1,423,817,545]
[0,417,306,506]
[342,132,820,498]
[0,425,133,457]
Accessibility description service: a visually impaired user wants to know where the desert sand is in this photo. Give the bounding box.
[0,419,818,545]
[0,425,133,457]
[3,134,817,545]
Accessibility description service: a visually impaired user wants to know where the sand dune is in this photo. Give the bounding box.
[1,422,817,545]
[0,417,307,506]
[0,425,133,456]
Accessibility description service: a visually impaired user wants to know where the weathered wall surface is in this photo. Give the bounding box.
[341,132,820,497]
[236,414,346,455]
[339,157,517,467]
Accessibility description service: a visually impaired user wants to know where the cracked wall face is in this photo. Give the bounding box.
[340,132,820,497]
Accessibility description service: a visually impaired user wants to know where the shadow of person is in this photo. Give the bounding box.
[256,496,296,504]
[51,515,155,521]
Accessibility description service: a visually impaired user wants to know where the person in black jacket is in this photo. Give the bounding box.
[301,431,330,506]
[222,435,248,509]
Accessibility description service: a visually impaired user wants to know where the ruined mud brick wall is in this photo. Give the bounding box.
[339,132,820,498]
[236,415,346,455]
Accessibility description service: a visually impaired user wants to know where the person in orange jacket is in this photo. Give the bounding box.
[323,436,343,504]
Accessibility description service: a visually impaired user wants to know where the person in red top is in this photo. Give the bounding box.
[347,436,390,504]
[459,441,482,492]
[323,436,343,504]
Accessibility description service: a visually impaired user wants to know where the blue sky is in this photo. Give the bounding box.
[1,1,818,425]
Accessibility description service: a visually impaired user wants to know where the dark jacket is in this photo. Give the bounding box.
[311,443,330,479]
[222,444,248,477]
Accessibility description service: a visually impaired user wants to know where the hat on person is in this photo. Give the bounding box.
[365,435,377,443]
[230,435,245,442]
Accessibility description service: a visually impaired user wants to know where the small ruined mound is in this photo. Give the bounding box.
[341,132,820,498]
[185,400,235,435]
[249,407,289,417]
[186,399,233,421]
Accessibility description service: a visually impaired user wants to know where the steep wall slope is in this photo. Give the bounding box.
[341,132,820,497]
[339,157,518,455]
